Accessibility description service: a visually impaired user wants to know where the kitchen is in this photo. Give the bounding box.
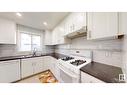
[0,12,126,83]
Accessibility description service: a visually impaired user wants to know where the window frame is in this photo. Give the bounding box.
[18,31,42,52]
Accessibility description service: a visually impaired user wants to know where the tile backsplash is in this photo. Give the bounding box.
[55,37,123,68]
[0,36,124,70]
[0,44,54,57]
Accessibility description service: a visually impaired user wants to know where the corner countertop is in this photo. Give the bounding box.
[80,61,124,83]
[0,53,68,61]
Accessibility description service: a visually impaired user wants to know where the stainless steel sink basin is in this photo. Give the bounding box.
[21,54,42,58]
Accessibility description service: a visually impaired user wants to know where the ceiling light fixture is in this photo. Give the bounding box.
[43,22,48,26]
[16,12,22,17]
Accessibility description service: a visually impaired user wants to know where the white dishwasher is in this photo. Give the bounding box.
[0,59,21,83]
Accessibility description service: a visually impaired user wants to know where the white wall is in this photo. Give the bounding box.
[55,37,123,68]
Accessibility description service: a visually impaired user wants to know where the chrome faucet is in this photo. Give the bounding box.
[33,47,37,56]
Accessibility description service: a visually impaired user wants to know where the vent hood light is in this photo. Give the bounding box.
[16,12,22,17]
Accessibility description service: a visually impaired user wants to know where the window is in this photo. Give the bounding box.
[19,32,41,51]
[32,35,41,50]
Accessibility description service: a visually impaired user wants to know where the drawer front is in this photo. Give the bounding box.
[81,71,105,83]
[0,60,20,83]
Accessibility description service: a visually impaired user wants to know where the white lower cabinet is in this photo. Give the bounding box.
[50,57,59,76]
[21,57,43,78]
[33,57,44,74]
[0,60,20,83]
[42,56,52,71]
[81,71,105,83]
[43,56,58,76]
[21,56,58,79]
[21,58,34,78]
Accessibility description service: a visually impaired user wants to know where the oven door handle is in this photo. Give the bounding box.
[58,64,77,78]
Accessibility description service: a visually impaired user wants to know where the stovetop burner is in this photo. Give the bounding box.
[61,57,74,61]
[70,60,86,66]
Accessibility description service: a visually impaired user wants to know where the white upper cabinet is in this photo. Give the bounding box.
[52,27,59,45]
[44,30,52,45]
[65,12,87,35]
[119,12,127,35]
[52,18,71,45]
[51,12,86,45]
[87,12,118,40]
[0,18,16,44]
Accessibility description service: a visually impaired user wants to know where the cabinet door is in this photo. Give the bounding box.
[49,57,58,75]
[74,12,87,31]
[87,12,118,39]
[81,71,104,83]
[44,56,59,76]
[21,58,33,78]
[66,13,74,34]
[52,28,59,45]
[51,30,55,45]
[33,57,44,74]
[64,18,70,35]
[43,56,57,75]
[0,60,20,83]
[119,12,127,35]
[0,18,16,44]
[64,12,87,35]
[43,56,52,70]
[57,22,65,44]
[44,30,52,45]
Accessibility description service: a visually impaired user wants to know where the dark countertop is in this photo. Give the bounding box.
[0,53,68,61]
[80,61,124,83]
[46,53,68,59]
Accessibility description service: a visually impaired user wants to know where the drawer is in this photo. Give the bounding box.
[81,71,105,83]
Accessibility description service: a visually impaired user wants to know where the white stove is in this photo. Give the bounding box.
[57,52,92,83]
[58,55,91,74]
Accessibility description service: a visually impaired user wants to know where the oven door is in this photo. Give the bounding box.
[57,64,79,83]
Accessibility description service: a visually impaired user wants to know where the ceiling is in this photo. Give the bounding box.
[0,12,69,30]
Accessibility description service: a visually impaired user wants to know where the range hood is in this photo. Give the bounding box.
[64,26,87,39]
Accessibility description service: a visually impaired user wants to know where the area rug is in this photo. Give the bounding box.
[39,70,58,83]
